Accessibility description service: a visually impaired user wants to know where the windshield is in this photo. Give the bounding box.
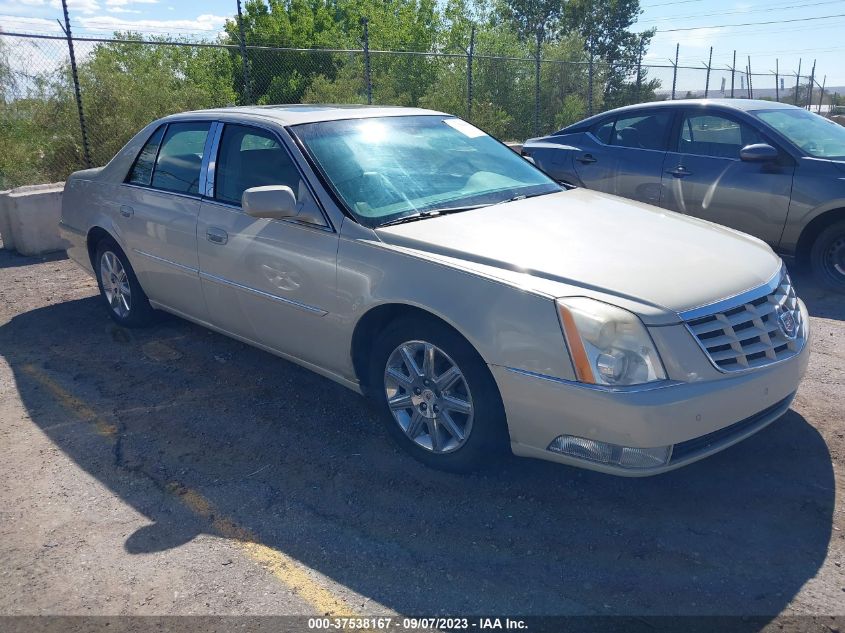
[292,115,561,227]
[752,108,845,159]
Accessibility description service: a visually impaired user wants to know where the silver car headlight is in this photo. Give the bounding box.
[556,297,667,387]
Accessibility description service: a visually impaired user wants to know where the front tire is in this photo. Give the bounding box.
[810,220,845,293]
[370,315,509,472]
[94,238,156,327]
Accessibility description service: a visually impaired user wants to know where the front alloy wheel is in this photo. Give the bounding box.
[384,340,474,454]
[371,315,508,472]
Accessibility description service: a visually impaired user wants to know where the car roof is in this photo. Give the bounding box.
[616,98,796,113]
[557,98,799,133]
[163,104,447,126]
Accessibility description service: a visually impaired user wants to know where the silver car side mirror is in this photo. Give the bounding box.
[242,185,298,219]
[740,143,778,162]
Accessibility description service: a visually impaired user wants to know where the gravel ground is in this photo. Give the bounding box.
[0,245,843,623]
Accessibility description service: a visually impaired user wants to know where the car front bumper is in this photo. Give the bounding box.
[491,301,810,476]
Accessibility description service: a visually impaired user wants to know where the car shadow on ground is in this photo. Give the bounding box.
[0,296,835,618]
[791,270,844,321]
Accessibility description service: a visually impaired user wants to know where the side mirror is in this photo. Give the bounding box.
[740,143,778,162]
[242,185,298,219]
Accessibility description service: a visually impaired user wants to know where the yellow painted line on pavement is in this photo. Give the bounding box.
[21,363,359,618]
[22,364,117,438]
[167,481,356,617]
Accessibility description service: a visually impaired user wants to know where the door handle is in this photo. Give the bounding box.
[119,205,134,218]
[206,227,228,245]
[576,153,597,164]
[666,166,692,178]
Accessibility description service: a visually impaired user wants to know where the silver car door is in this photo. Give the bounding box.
[196,122,340,368]
[120,120,211,321]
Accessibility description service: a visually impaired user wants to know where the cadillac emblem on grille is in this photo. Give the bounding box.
[684,266,805,371]
[777,306,798,339]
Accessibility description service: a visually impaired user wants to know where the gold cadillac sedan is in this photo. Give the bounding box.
[59,105,810,475]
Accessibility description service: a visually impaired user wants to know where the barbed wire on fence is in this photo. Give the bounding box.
[0,29,835,190]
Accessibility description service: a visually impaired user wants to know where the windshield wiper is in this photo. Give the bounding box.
[377,204,487,228]
[491,190,556,207]
[378,210,443,227]
[425,202,491,214]
[377,191,556,228]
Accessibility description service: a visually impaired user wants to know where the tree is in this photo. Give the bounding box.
[0,37,14,104]
[564,0,655,108]
[498,0,568,42]
[68,34,237,166]
[0,32,238,187]
[223,0,348,104]
[225,0,441,106]
[788,83,809,107]
[0,37,48,189]
[1,0,665,188]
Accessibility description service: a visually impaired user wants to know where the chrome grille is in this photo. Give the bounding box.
[685,269,804,372]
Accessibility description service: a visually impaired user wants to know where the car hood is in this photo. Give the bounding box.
[374,188,781,323]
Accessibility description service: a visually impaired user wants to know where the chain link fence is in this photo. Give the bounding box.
[0,30,830,190]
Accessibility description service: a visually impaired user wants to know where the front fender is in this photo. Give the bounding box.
[780,158,845,252]
[782,197,845,253]
[336,234,576,384]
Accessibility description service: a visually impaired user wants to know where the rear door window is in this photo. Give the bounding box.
[590,111,672,151]
[591,120,614,144]
[151,122,211,195]
[611,112,673,150]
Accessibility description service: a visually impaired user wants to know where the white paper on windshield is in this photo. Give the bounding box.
[443,118,486,138]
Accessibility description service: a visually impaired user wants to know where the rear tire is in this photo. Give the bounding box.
[810,220,845,293]
[370,315,509,472]
[94,238,157,327]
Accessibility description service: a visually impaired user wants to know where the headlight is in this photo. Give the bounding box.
[556,297,667,387]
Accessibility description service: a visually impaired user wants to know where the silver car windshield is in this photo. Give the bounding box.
[292,115,561,227]
[753,108,845,159]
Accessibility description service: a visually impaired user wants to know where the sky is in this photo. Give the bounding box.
[639,0,845,91]
[1,0,843,89]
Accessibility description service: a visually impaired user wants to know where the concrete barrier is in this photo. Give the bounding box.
[0,183,66,256]
[0,189,13,251]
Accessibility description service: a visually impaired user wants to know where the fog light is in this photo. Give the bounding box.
[618,445,672,468]
[547,435,613,463]
[548,435,672,469]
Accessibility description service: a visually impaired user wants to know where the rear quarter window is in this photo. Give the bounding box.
[127,125,166,186]
[592,120,614,144]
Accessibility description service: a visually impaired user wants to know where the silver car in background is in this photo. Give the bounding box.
[523,99,845,292]
[59,105,809,476]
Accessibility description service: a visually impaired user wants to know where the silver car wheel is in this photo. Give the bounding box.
[100,251,131,318]
[384,340,474,454]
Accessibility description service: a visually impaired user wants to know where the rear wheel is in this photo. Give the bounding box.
[370,315,509,472]
[810,220,845,293]
[94,238,156,327]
